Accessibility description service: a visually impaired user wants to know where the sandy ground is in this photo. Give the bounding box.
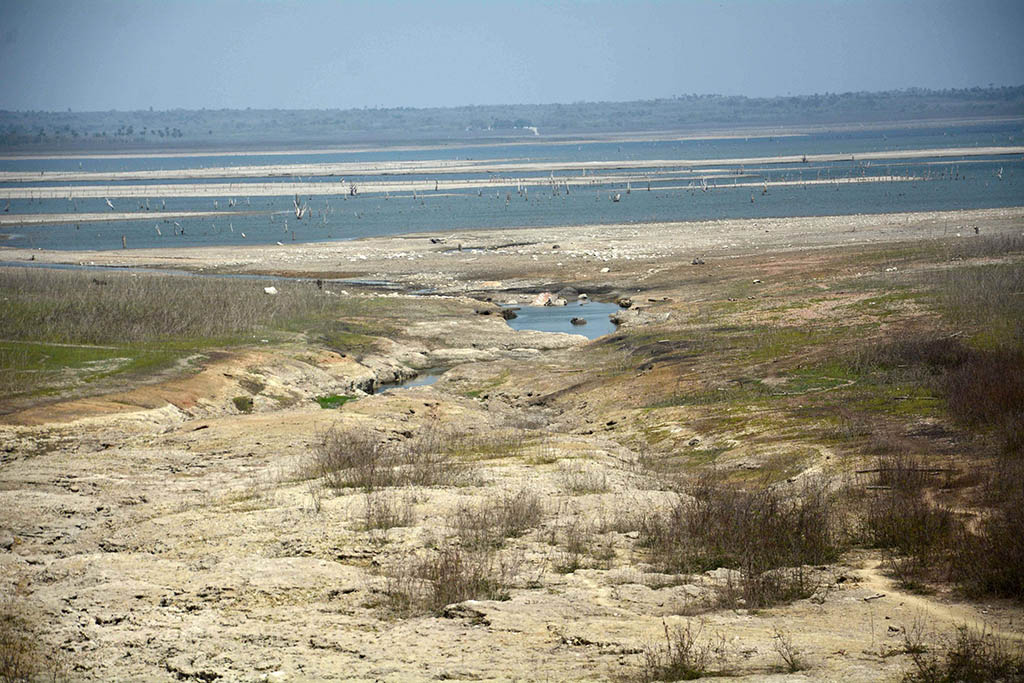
[3,207,1020,290]
[2,146,1020,186]
[0,174,922,204]
[1,206,1023,682]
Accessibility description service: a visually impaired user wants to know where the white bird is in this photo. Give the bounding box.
[105,198,114,210]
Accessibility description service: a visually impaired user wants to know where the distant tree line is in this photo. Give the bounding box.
[1,86,1021,152]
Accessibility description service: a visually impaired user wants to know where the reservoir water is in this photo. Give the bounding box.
[1,121,1021,252]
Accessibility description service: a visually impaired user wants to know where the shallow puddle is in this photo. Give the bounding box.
[502,301,619,339]
[376,368,445,393]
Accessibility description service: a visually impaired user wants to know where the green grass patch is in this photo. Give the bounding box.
[315,394,355,409]
[232,395,254,413]
[0,339,194,400]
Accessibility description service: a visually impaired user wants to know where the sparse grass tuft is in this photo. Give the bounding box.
[772,625,806,673]
[363,490,415,531]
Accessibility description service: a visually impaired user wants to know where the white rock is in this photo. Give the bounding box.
[263,286,278,295]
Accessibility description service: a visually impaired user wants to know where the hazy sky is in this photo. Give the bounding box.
[1,0,1022,112]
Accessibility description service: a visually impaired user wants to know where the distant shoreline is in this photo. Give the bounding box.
[2,114,1021,161]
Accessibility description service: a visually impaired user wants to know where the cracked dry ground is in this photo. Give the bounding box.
[3,219,1024,681]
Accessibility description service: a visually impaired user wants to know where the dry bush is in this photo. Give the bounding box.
[857,477,955,590]
[902,625,1024,683]
[637,476,841,607]
[452,489,544,550]
[548,515,614,574]
[363,490,415,531]
[637,619,725,682]
[0,598,68,683]
[380,543,520,616]
[772,625,806,673]
[312,425,472,492]
[557,460,610,494]
[0,266,332,345]
[950,477,1024,600]
[851,327,1024,455]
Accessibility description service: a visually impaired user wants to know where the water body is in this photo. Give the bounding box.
[504,301,619,340]
[376,368,445,393]
[1,122,1020,251]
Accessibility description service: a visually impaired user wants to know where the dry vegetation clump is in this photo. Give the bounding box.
[312,424,474,491]
[557,460,610,494]
[362,490,416,531]
[451,489,544,550]
[635,475,842,607]
[854,454,957,590]
[0,598,68,683]
[636,619,726,682]
[379,543,522,616]
[549,514,615,574]
[0,267,332,344]
[949,467,1024,600]
[902,625,1024,683]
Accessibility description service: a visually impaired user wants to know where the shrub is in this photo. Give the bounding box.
[452,490,544,550]
[638,476,841,606]
[637,620,724,682]
[380,543,520,616]
[903,625,1024,683]
[363,490,415,531]
[950,483,1024,600]
[0,598,68,683]
[312,425,469,491]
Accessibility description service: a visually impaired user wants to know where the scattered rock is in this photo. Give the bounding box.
[500,308,518,320]
[570,317,586,326]
[441,601,490,625]
[692,257,705,265]
[263,286,278,295]
[616,297,632,309]
[555,286,578,301]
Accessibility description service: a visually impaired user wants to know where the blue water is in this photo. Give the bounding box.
[1,122,1021,251]
[504,301,619,340]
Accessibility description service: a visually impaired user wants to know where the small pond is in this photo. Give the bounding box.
[376,368,445,393]
[502,301,619,340]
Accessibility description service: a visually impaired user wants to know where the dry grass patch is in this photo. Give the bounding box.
[378,543,522,617]
[635,619,726,682]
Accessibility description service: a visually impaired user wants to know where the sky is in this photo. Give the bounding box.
[1,0,1022,112]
